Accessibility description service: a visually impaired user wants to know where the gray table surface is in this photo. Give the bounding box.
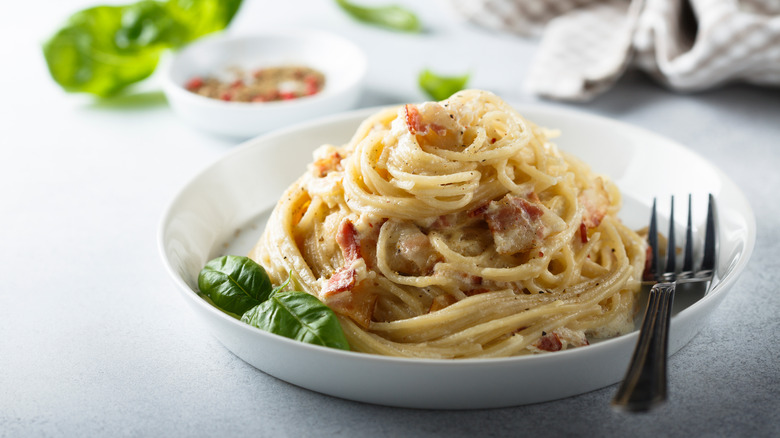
[2,1,778,437]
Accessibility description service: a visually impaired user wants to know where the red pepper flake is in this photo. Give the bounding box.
[538,251,544,258]
[185,77,203,91]
[220,91,233,101]
[580,222,588,243]
[280,91,296,100]
[490,138,497,144]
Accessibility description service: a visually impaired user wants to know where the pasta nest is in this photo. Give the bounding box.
[251,89,646,358]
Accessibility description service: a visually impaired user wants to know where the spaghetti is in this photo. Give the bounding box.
[250,90,646,358]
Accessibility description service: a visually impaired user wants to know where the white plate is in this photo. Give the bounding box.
[158,105,755,409]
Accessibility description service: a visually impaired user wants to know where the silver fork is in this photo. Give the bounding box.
[612,194,717,412]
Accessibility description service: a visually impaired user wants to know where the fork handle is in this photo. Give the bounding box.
[612,282,676,412]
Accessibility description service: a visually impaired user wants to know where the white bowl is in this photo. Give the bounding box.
[158,105,755,409]
[163,30,367,138]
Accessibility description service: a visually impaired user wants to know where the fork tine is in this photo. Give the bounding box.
[644,198,659,282]
[681,195,694,277]
[663,196,676,281]
[700,194,717,275]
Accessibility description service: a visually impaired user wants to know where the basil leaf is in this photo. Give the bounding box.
[114,1,182,50]
[165,0,243,45]
[198,256,272,316]
[335,0,420,33]
[241,292,350,351]
[418,69,470,101]
[43,5,166,97]
[43,0,243,97]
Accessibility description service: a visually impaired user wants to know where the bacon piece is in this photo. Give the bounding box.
[558,328,589,348]
[358,218,385,270]
[483,194,545,254]
[321,266,377,328]
[468,203,489,218]
[324,284,377,329]
[312,151,343,177]
[325,219,378,327]
[532,329,589,352]
[405,104,448,136]
[405,104,424,134]
[432,215,450,229]
[404,103,459,148]
[321,267,356,297]
[384,220,441,276]
[336,219,361,264]
[579,178,610,228]
[535,332,562,352]
[396,224,439,275]
[464,288,490,296]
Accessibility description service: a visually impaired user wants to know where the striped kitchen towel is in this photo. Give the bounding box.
[446,0,780,100]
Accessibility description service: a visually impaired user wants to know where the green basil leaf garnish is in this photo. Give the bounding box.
[335,0,420,33]
[198,257,350,351]
[198,255,272,316]
[418,69,470,101]
[241,292,350,350]
[241,291,351,350]
[43,0,243,97]
[43,5,166,97]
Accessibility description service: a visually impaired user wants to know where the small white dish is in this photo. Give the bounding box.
[158,105,755,409]
[163,30,367,138]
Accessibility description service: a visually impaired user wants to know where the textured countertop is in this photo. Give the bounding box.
[2,1,778,436]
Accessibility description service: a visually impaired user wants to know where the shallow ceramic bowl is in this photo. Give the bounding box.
[163,30,367,138]
[158,105,755,409]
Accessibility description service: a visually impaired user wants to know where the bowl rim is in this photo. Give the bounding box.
[162,28,369,110]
